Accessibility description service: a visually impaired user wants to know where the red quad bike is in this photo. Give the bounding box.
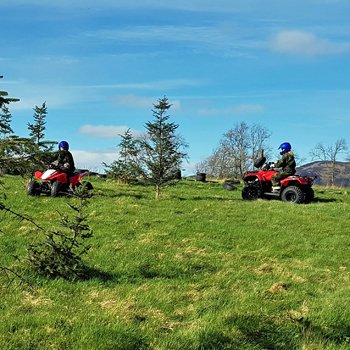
[27,168,93,197]
[242,157,316,204]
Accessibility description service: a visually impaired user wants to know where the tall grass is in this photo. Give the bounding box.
[1,176,350,349]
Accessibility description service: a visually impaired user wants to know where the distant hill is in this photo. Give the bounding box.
[296,161,350,187]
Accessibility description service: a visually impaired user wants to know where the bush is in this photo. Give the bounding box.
[27,186,93,280]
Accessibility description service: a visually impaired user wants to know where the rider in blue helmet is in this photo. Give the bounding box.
[278,142,291,155]
[51,140,75,176]
[271,142,296,191]
[58,140,69,151]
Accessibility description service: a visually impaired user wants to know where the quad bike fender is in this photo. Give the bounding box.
[41,169,59,180]
[68,171,89,186]
[77,171,90,182]
[69,174,82,187]
[243,173,260,183]
[34,170,68,183]
[261,171,278,182]
[281,176,309,186]
[44,171,67,183]
[53,172,68,183]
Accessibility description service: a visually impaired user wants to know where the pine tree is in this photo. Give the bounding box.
[0,76,20,108]
[27,102,56,169]
[104,128,142,183]
[0,77,24,174]
[0,105,14,137]
[0,105,14,159]
[139,96,186,199]
[28,102,48,148]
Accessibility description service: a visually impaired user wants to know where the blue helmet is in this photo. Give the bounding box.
[58,140,69,151]
[278,142,291,155]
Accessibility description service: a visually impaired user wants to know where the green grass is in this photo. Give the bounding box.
[1,176,350,349]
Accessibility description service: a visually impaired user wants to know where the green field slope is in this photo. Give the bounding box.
[1,176,350,349]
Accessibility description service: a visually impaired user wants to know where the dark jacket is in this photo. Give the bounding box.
[275,151,296,175]
[53,150,75,174]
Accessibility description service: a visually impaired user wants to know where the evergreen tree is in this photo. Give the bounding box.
[0,76,20,108]
[139,96,187,199]
[0,76,25,175]
[28,102,48,149]
[0,105,14,137]
[104,128,142,183]
[27,187,93,280]
[27,102,56,169]
[0,105,14,159]
[0,78,33,284]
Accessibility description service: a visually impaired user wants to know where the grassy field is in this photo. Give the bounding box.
[1,175,350,349]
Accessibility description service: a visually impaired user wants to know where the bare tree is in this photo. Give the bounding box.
[249,123,272,165]
[310,138,348,186]
[200,146,233,178]
[198,122,271,179]
[220,122,250,178]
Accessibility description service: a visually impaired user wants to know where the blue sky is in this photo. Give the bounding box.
[1,0,350,173]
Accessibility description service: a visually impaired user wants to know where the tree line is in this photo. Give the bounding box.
[1,85,187,199]
[1,75,349,189]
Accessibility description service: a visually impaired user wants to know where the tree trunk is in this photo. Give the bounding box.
[331,160,335,186]
[155,184,160,199]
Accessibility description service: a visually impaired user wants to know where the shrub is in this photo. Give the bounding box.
[27,186,93,280]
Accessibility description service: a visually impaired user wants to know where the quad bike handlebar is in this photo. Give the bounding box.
[261,162,276,171]
[50,161,70,172]
[254,157,278,170]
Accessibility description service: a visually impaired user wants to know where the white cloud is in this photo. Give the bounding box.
[269,30,350,56]
[79,125,143,139]
[81,25,254,56]
[5,83,82,111]
[198,104,264,116]
[113,94,181,110]
[113,95,154,108]
[11,96,71,111]
[79,79,201,91]
[86,25,224,44]
[73,149,116,173]
[73,148,192,175]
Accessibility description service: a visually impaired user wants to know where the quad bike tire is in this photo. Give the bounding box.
[27,180,41,196]
[82,181,93,190]
[75,181,93,191]
[281,186,305,204]
[304,188,315,203]
[51,181,62,197]
[242,186,260,200]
